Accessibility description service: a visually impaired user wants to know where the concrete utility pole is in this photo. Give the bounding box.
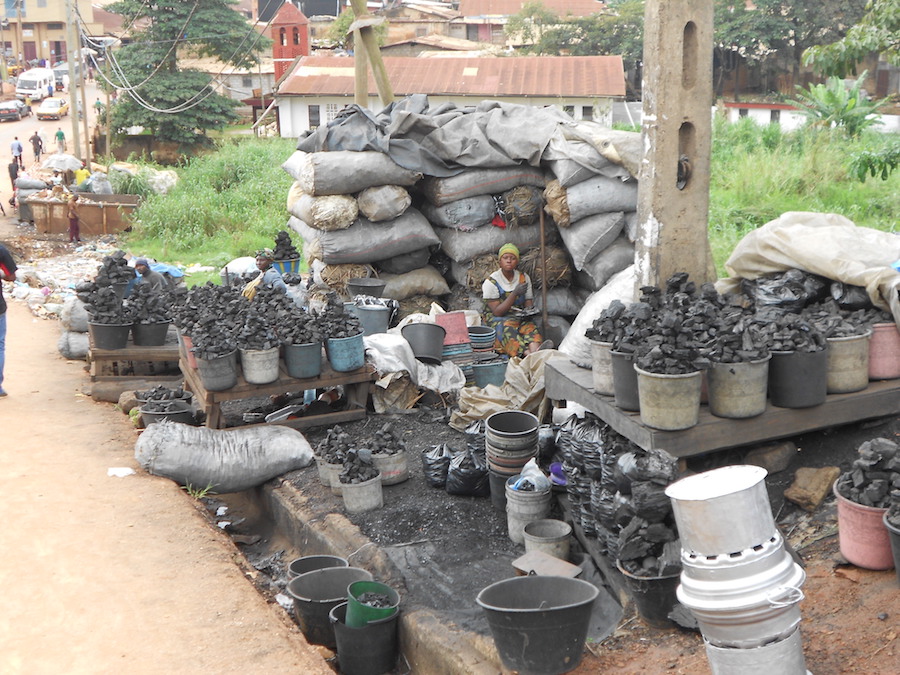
[64,0,82,160]
[634,0,716,293]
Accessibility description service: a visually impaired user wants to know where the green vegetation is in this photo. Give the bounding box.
[181,483,217,499]
[122,137,296,274]
[787,72,889,138]
[121,124,898,285]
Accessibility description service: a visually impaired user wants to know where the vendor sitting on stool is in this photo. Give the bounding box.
[134,258,166,292]
[481,243,552,357]
[242,248,287,299]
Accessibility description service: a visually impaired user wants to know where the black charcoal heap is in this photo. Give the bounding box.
[802,299,881,338]
[316,425,353,465]
[237,308,279,351]
[366,422,406,457]
[136,385,188,401]
[754,308,827,352]
[318,304,363,339]
[273,230,300,261]
[94,250,136,287]
[339,449,380,484]
[835,438,900,508]
[77,282,128,324]
[170,283,245,359]
[126,283,172,324]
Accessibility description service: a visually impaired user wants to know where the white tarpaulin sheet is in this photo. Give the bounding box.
[715,212,900,325]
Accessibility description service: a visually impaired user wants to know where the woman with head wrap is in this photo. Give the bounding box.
[481,243,551,357]
[242,248,287,299]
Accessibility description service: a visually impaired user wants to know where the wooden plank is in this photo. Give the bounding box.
[545,356,900,458]
[90,345,179,360]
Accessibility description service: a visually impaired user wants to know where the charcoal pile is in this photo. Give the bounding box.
[237,310,279,351]
[273,230,300,261]
[339,449,380,484]
[136,385,189,402]
[802,301,881,338]
[77,283,128,324]
[126,283,171,324]
[316,425,353,465]
[366,422,406,457]
[835,438,900,508]
[94,250,136,287]
[318,305,362,339]
[754,308,827,353]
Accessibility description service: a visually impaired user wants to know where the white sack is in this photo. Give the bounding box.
[436,223,543,263]
[716,212,900,325]
[356,185,412,222]
[288,188,358,231]
[134,421,314,493]
[559,265,637,368]
[364,332,465,392]
[282,150,422,195]
[58,330,90,360]
[420,166,546,206]
[61,296,90,333]
[558,211,625,271]
[290,208,439,264]
[380,266,450,300]
[575,235,636,291]
[420,195,496,230]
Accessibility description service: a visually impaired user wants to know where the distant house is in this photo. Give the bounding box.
[456,0,607,44]
[275,54,625,137]
[380,33,497,57]
[178,57,276,109]
[380,2,462,43]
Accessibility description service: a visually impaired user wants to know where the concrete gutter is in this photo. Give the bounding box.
[259,479,502,675]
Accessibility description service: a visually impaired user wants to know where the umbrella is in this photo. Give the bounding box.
[42,153,83,172]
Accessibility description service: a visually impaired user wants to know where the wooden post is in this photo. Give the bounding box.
[347,0,393,108]
[539,209,548,337]
[354,28,368,107]
[634,0,716,292]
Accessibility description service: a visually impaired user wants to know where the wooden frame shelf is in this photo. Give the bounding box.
[544,356,900,459]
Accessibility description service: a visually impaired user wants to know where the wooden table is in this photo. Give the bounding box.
[544,356,900,459]
[180,354,376,430]
[88,343,181,382]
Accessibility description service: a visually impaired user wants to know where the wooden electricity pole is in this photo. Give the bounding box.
[347,0,393,108]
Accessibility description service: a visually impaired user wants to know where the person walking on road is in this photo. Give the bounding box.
[67,194,81,244]
[11,137,24,169]
[8,159,19,191]
[0,242,18,397]
[55,127,66,153]
[29,131,43,166]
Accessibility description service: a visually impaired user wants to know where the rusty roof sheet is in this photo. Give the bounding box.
[279,55,625,97]
[457,0,606,18]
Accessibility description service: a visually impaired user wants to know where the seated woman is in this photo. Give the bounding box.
[481,243,551,357]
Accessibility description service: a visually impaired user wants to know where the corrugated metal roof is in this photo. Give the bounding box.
[383,33,492,51]
[457,0,606,19]
[279,55,625,97]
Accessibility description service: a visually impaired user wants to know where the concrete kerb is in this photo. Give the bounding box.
[259,479,501,675]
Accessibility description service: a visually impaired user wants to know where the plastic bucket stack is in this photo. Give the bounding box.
[287,566,373,650]
[666,465,808,673]
[485,410,539,481]
[468,326,496,355]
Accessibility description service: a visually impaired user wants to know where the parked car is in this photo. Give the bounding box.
[0,99,31,121]
[36,96,69,120]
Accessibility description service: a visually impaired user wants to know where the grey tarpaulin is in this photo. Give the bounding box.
[296,95,574,177]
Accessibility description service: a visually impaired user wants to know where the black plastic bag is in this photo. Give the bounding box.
[422,443,453,488]
[445,448,490,497]
[741,268,829,312]
[830,282,873,311]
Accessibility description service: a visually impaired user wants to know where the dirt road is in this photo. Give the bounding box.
[0,300,330,674]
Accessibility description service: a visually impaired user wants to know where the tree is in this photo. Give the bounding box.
[787,71,887,137]
[803,0,900,77]
[504,1,561,51]
[105,0,271,148]
[327,9,389,50]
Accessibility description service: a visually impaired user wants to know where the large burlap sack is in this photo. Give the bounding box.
[287,183,358,231]
[61,296,90,333]
[380,266,451,300]
[558,211,625,271]
[420,195,495,231]
[533,287,589,317]
[290,208,439,265]
[375,248,432,275]
[357,185,412,222]
[544,176,638,227]
[574,235,635,291]
[542,137,634,187]
[436,223,542,263]
[58,330,90,360]
[282,150,422,196]
[559,266,636,368]
[134,421,314,493]
[419,166,546,206]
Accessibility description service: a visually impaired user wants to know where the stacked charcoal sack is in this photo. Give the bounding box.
[557,413,681,579]
[282,150,450,317]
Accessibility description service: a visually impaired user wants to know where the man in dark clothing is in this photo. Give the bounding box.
[29,131,43,164]
[0,242,18,396]
[8,160,19,191]
[134,258,165,292]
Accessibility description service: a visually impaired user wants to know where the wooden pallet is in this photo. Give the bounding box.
[88,343,181,381]
[544,356,900,459]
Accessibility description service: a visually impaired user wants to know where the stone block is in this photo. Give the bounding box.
[118,390,140,414]
[784,466,842,511]
[744,441,797,474]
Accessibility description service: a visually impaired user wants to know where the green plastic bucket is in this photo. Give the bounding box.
[345,580,400,628]
[326,333,365,372]
[473,360,508,388]
[284,341,323,379]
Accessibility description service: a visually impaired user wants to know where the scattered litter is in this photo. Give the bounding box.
[217,521,231,529]
[216,505,228,517]
[107,467,135,477]
[275,593,293,611]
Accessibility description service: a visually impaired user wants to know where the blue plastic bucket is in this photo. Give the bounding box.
[326,333,365,372]
[284,341,323,379]
[473,360,508,388]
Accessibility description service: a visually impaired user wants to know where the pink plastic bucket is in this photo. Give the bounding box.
[868,322,900,380]
[834,481,893,570]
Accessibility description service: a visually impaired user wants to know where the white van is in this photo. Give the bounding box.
[16,67,55,101]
